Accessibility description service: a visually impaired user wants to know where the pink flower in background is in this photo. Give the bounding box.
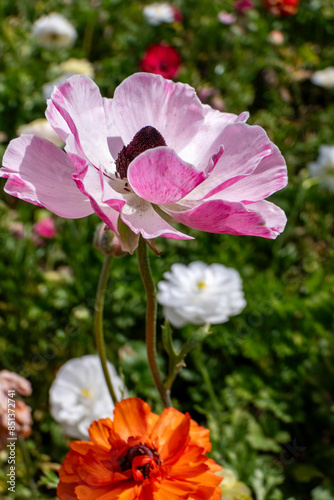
[268,29,285,45]
[0,73,287,252]
[234,0,254,13]
[33,217,57,239]
[218,11,237,25]
[0,370,33,448]
[140,44,181,79]
[198,86,225,111]
[171,5,182,22]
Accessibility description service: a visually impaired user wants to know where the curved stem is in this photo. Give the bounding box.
[136,237,172,407]
[94,255,118,406]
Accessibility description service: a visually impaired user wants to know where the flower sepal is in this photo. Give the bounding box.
[117,218,140,254]
[146,238,162,257]
[162,321,212,392]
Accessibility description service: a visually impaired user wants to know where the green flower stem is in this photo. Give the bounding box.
[82,10,97,58]
[18,436,39,500]
[165,363,183,393]
[137,237,172,408]
[94,255,119,406]
[194,347,221,413]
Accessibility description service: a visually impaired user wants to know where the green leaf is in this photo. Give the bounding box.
[179,323,212,359]
[292,464,324,483]
[38,469,59,489]
[161,320,177,358]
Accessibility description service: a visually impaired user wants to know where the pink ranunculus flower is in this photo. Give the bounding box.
[0,370,33,448]
[234,0,254,13]
[0,73,287,252]
[218,11,237,25]
[34,216,57,238]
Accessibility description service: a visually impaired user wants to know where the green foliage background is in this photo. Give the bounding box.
[0,0,333,499]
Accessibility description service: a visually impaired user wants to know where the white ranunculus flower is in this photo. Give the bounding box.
[17,118,63,147]
[59,58,94,78]
[32,13,77,50]
[157,261,246,328]
[43,60,94,100]
[143,2,176,25]
[308,145,334,191]
[49,355,125,439]
[311,67,334,89]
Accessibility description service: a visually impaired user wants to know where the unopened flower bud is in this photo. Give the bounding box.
[94,224,127,257]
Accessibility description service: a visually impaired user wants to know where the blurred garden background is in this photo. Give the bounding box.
[0,0,334,499]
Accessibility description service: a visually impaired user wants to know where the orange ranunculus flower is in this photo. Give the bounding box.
[57,397,222,500]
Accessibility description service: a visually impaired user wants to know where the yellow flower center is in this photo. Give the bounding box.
[80,388,91,398]
[196,281,207,290]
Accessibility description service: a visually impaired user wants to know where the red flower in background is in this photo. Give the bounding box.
[263,0,299,16]
[57,398,222,500]
[140,44,181,79]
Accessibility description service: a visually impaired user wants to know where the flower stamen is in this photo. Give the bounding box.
[120,443,162,481]
[116,126,167,179]
[80,388,91,398]
[196,280,207,290]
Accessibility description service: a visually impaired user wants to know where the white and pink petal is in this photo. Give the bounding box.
[127,147,207,205]
[164,198,286,239]
[120,193,193,241]
[50,75,114,171]
[45,99,72,142]
[184,123,281,201]
[112,73,204,153]
[103,97,124,160]
[213,143,287,203]
[1,135,93,218]
[178,105,249,168]
[73,165,120,232]
[0,173,43,208]
[245,200,287,235]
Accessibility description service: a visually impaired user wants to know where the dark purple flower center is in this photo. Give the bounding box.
[116,126,167,179]
[120,443,161,479]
